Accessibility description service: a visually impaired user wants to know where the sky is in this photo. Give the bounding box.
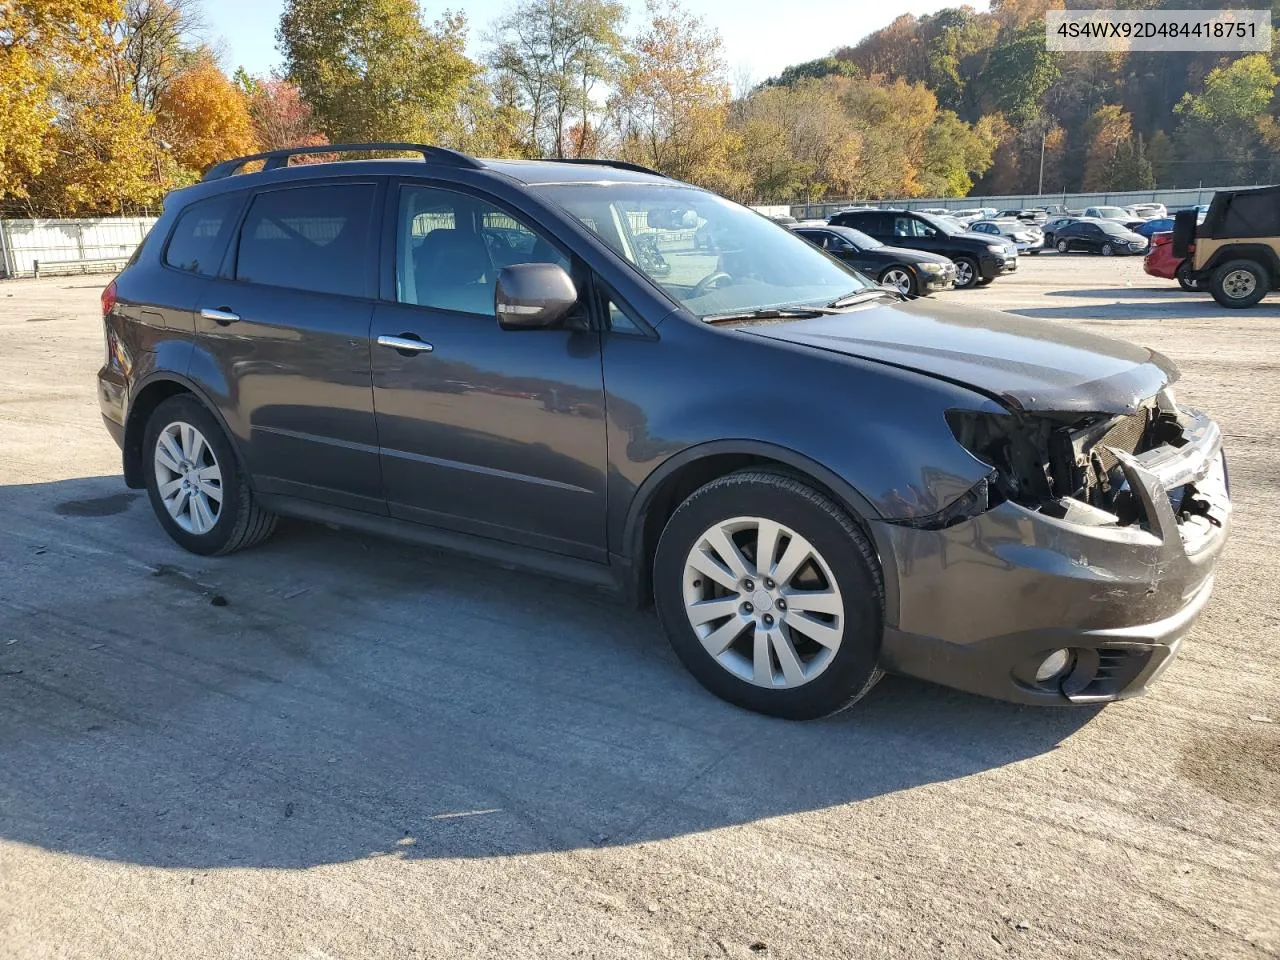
[208,0,990,85]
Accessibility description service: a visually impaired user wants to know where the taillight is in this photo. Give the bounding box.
[101,280,118,317]
[1152,232,1172,246]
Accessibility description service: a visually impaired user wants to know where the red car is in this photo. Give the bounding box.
[1144,232,1202,290]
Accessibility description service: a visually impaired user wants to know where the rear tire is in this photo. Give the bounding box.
[653,470,884,720]
[1209,259,1268,308]
[143,395,277,556]
[1056,239,1069,253]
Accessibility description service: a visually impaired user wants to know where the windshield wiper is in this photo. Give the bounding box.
[703,307,835,324]
[827,288,900,308]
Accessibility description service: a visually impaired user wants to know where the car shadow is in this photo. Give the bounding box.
[0,475,1098,870]
[1010,287,1240,322]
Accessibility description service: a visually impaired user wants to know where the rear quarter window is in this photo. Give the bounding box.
[163,194,242,276]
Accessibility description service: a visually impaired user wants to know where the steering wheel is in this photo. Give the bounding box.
[692,271,733,298]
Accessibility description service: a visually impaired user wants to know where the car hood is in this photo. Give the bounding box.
[740,297,1177,414]
[872,244,953,265]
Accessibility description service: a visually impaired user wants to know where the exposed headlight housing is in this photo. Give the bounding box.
[886,473,997,530]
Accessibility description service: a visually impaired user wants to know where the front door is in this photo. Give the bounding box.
[369,181,608,561]
[194,179,384,513]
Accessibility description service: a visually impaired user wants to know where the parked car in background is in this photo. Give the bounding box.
[1053,219,1149,256]
[829,208,1017,288]
[1176,184,1280,308]
[768,214,799,226]
[1037,204,1071,216]
[792,224,957,296]
[949,208,987,223]
[997,209,1046,223]
[916,207,951,216]
[970,219,1044,255]
[1133,217,1176,238]
[99,141,1231,717]
[1083,206,1145,230]
[1042,215,1084,246]
[1128,203,1167,220]
[1144,232,1201,290]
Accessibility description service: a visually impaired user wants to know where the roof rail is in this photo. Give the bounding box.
[547,158,667,178]
[201,142,484,181]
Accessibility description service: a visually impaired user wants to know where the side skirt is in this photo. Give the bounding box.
[257,494,623,594]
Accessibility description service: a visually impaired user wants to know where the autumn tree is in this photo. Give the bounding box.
[25,68,159,215]
[108,0,205,110]
[0,0,122,204]
[278,0,477,144]
[242,76,327,151]
[155,54,257,173]
[920,109,997,196]
[487,0,627,158]
[611,0,737,189]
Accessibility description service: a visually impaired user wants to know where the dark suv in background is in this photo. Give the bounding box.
[828,208,1016,288]
[99,142,1230,719]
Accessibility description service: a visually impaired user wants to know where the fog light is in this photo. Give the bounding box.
[1035,648,1072,682]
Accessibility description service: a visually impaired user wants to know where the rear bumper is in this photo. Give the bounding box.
[874,408,1231,705]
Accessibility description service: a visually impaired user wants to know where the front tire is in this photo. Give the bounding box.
[143,395,277,556]
[1101,243,1114,257]
[1056,239,1070,253]
[953,256,980,289]
[653,470,884,720]
[879,266,917,297]
[1209,259,1268,308]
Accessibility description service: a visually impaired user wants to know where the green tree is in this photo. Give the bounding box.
[1173,54,1277,185]
[486,0,627,158]
[973,24,1058,125]
[765,56,857,88]
[920,109,996,196]
[278,0,478,143]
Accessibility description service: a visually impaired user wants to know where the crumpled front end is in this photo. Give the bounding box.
[875,389,1231,705]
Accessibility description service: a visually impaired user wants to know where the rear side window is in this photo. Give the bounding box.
[164,195,240,276]
[234,184,376,297]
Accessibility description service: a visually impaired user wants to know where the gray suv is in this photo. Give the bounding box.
[98,143,1231,719]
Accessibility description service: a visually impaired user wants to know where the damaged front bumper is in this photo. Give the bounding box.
[874,407,1230,705]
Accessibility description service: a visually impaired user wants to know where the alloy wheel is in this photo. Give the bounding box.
[1222,268,1258,300]
[153,421,223,535]
[882,268,913,296]
[681,516,845,689]
[1101,243,1114,256]
[1056,240,1069,253]
[954,260,974,287]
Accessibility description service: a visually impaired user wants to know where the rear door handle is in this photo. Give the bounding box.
[377,334,434,355]
[200,307,240,325]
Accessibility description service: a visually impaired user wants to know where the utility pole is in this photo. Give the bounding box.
[1038,130,1047,197]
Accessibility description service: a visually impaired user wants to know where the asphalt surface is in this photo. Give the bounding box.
[1,256,1278,959]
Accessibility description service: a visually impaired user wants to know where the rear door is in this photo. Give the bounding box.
[193,179,385,513]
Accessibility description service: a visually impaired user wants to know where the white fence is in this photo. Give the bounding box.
[0,217,157,279]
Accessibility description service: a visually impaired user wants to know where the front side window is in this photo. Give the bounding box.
[165,194,241,276]
[397,185,569,316]
[234,184,375,297]
[535,182,874,319]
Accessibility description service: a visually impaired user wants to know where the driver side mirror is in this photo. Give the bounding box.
[495,263,578,330]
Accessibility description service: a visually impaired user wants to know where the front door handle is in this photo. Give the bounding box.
[200,307,240,325]
[377,334,434,356]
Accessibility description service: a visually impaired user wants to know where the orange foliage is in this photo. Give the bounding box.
[156,57,257,173]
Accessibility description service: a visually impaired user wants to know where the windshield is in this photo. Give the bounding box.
[1094,207,1128,218]
[1097,220,1131,236]
[537,183,875,317]
[917,213,964,236]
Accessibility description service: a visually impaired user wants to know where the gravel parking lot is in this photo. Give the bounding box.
[1,255,1277,960]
